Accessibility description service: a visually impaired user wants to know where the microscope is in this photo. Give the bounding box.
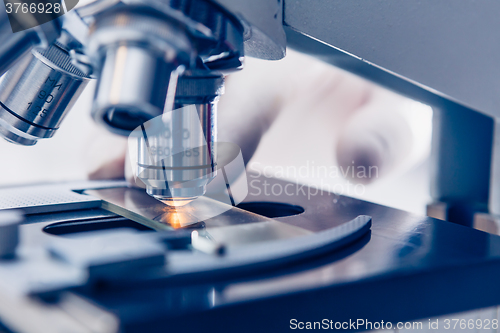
[0,0,246,207]
[1,1,500,332]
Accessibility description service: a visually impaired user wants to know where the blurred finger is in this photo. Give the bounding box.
[336,87,432,184]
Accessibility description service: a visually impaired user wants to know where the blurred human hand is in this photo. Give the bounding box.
[88,49,431,185]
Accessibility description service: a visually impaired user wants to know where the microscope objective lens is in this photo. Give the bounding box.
[157,197,195,207]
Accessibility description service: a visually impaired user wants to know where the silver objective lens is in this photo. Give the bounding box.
[0,43,91,145]
[89,5,193,135]
[134,71,223,206]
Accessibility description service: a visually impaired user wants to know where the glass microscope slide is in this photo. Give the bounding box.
[85,187,311,247]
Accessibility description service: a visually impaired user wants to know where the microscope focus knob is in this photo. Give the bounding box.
[0,210,22,258]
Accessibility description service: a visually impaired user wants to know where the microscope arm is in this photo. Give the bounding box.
[283,0,500,119]
[278,0,500,224]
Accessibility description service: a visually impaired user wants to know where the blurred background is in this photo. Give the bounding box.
[0,50,433,215]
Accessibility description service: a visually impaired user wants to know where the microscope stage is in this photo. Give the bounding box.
[0,176,499,332]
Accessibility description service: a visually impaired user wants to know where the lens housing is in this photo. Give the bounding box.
[0,42,91,145]
[89,5,194,136]
[131,71,223,202]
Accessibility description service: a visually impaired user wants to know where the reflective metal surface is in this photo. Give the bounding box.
[128,71,225,204]
[75,177,500,332]
[127,0,245,70]
[213,0,285,60]
[134,104,218,203]
[88,5,193,135]
[0,43,90,145]
[0,178,499,331]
